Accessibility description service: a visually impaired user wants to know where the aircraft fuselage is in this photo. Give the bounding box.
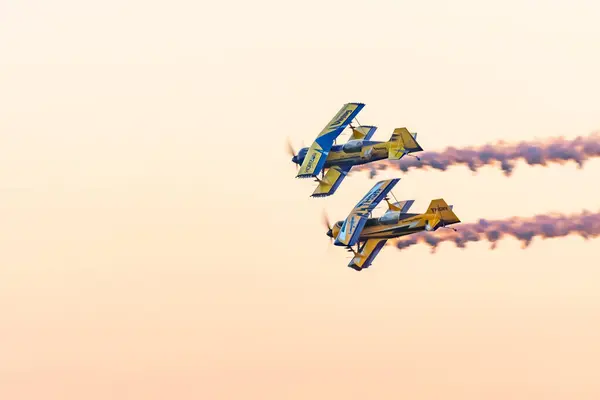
[327,211,459,243]
[291,140,390,169]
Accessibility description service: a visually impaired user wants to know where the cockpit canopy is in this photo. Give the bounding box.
[378,212,400,225]
[342,140,363,153]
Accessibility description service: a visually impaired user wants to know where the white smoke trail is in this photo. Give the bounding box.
[391,210,600,252]
[355,132,600,178]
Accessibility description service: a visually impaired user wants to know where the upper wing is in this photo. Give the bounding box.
[297,103,364,178]
[311,164,353,198]
[349,125,377,141]
[334,178,400,247]
[347,239,388,271]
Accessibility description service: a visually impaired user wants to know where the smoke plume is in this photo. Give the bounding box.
[391,210,600,253]
[356,132,600,178]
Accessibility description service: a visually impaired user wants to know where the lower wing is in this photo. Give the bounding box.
[348,239,388,271]
[311,165,352,197]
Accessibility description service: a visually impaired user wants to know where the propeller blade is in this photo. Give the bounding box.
[286,137,297,158]
[322,210,331,230]
[322,210,334,243]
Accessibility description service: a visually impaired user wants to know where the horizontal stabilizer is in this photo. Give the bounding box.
[349,125,377,141]
[384,199,415,214]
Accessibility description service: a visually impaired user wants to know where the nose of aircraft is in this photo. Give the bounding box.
[291,155,298,164]
[326,228,333,238]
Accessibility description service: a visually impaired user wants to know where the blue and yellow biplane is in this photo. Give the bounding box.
[324,178,461,271]
[288,103,424,197]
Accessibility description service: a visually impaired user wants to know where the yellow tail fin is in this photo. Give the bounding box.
[426,199,461,225]
[388,128,422,150]
[388,128,423,160]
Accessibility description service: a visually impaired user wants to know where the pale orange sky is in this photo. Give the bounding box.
[1,1,600,399]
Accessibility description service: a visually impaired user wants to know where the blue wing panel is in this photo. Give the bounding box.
[297,103,364,178]
[314,103,365,149]
[334,179,400,247]
[346,217,368,247]
[353,178,401,217]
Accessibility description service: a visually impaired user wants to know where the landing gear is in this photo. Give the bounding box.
[345,244,361,257]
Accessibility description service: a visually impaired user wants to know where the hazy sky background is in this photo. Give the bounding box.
[2,1,600,399]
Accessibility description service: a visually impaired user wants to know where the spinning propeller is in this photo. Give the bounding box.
[322,210,334,243]
[286,137,296,158]
[286,138,299,170]
[286,138,307,170]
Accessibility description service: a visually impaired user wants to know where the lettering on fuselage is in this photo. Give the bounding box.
[430,207,448,213]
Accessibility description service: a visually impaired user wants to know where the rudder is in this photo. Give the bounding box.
[426,199,460,224]
[388,128,423,152]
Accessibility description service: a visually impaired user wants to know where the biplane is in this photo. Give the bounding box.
[288,103,424,197]
[324,178,461,271]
